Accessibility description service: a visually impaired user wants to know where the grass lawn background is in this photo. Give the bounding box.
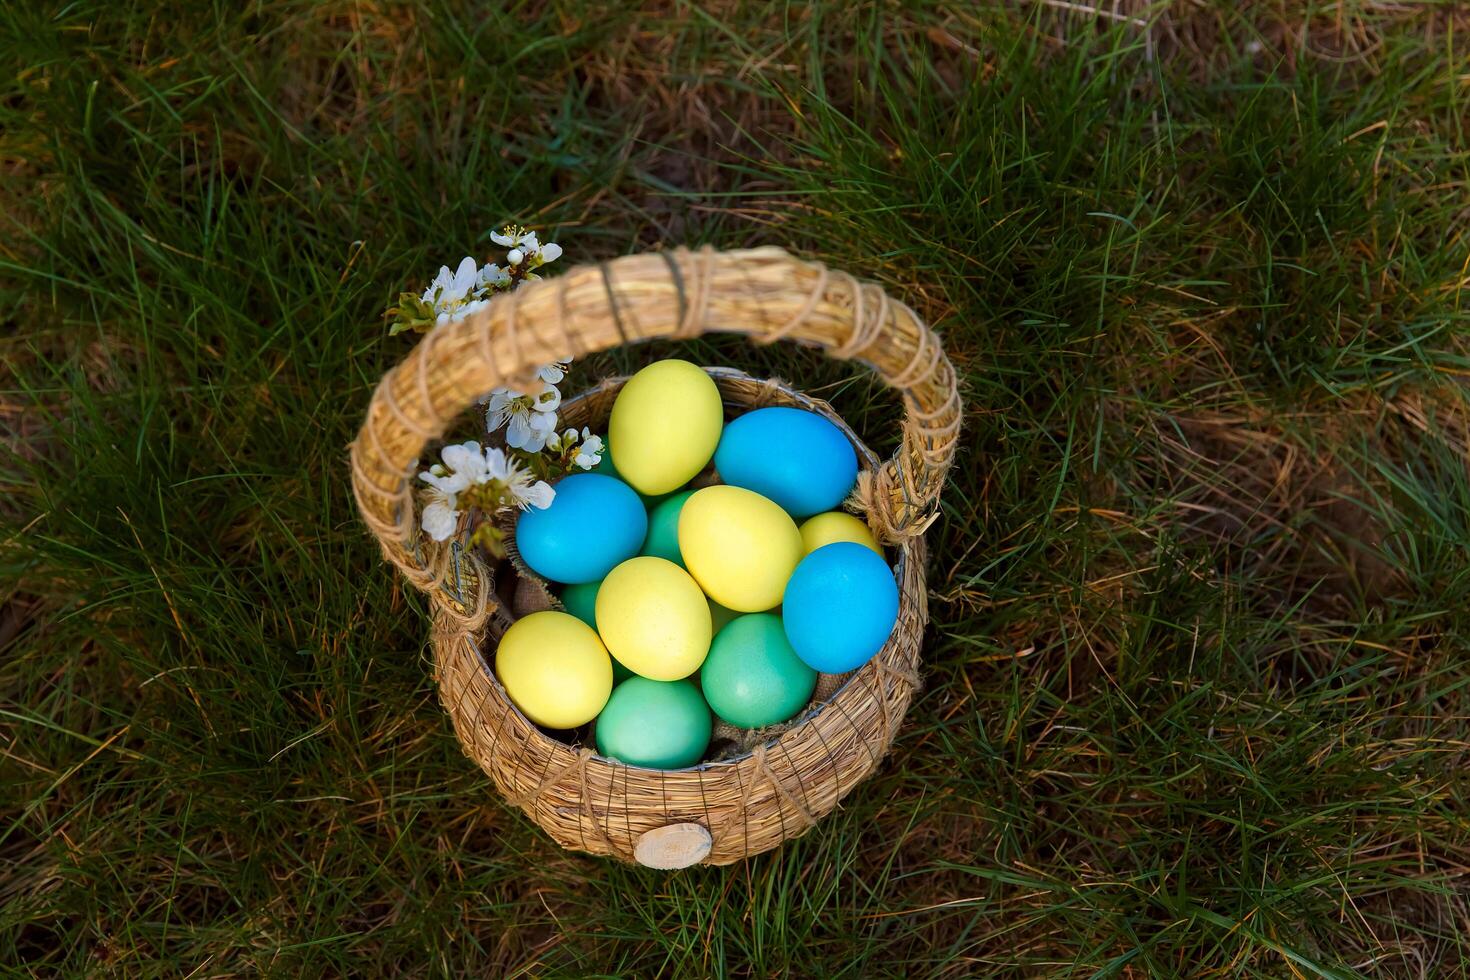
[4,1,1469,975]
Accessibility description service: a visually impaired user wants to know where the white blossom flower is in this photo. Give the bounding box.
[438,441,492,484]
[420,487,461,542]
[418,440,555,540]
[552,429,602,470]
[543,423,599,470]
[486,380,562,452]
[391,226,565,336]
[418,444,479,543]
[491,227,563,272]
[538,360,570,385]
[420,257,482,326]
[573,429,604,470]
[479,444,554,510]
[490,227,530,249]
[543,427,604,471]
[513,476,555,510]
[508,405,559,452]
[477,263,511,293]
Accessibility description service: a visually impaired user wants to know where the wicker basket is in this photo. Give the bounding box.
[351,247,961,867]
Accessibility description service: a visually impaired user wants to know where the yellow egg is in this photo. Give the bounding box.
[608,360,723,496]
[679,486,803,612]
[799,511,882,556]
[495,612,612,729]
[596,557,712,681]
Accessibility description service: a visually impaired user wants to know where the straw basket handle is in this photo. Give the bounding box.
[351,247,962,613]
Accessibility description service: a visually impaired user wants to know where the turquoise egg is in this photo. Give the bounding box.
[560,579,629,680]
[595,678,711,769]
[641,490,694,567]
[782,542,898,673]
[714,407,858,518]
[700,613,817,728]
[639,488,675,510]
[558,580,600,628]
[516,474,646,584]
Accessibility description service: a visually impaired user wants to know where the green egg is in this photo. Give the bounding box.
[560,580,631,682]
[700,613,817,729]
[640,489,675,510]
[640,490,694,567]
[559,580,600,628]
[595,678,711,769]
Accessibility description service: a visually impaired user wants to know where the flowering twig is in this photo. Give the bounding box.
[398,225,604,556]
[544,427,606,475]
[385,224,563,337]
[418,442,554,546]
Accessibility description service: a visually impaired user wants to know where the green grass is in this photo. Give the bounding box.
[4,1,1469,975]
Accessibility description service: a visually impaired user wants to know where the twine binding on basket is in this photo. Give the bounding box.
[351,247,960,865]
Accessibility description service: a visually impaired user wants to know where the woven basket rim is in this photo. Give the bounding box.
[469,365,908,773]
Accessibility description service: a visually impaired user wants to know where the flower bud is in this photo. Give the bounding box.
[507,248,524,266]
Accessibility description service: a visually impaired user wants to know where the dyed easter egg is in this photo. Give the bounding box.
[700,613,817,728]
[782,542,899,673]
[678,485,803,612]
[609,360,723,496]
[799,511,881,556]
[595,678,711,769]
[495,611,612,729]
[640,490,694,567]
[596,557,712,680]
[558,579,600,628]
[713,407,858,518]
[516,473,646,584]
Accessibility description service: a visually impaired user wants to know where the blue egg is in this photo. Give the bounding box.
[516,474,647,584]
[782,542,898,673]
[714,407,858,518]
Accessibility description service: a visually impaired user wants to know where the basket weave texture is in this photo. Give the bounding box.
[351,247,961,865]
